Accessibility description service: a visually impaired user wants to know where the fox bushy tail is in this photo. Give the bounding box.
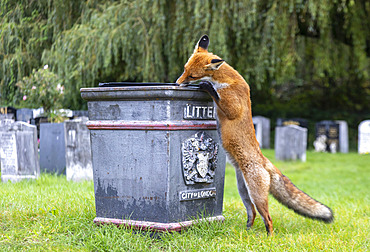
[270,172,334,223]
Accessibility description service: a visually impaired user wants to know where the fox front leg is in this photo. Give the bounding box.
[199,81,242,120]
[199,80,220,102]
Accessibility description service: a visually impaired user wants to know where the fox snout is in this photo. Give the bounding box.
[176,74,189,86]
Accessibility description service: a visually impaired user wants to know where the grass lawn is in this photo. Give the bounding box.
[0,150,369,251]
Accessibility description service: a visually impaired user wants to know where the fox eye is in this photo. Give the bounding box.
[189,75,196,79]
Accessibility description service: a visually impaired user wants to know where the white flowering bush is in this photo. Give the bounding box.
[16,65,65,119]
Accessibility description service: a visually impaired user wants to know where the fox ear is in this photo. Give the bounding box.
[195,35,209,52]
[205,59,225,70]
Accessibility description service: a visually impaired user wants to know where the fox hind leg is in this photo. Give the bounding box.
[235,167,256,229]
[242,165,273,235]
[253,198,273,235]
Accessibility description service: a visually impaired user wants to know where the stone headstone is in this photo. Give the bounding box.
[315,121,339,153]
[72,110,89,118]
[64,117,93,181]
[40,123,66,174]
[32,107,45,118]
[56,109,73,118]
[30,116,48,139]
[0,121,40,182]
[358,120,370,154]
[275,125,307,162]
[0,119,14,126]
[16,108,34,123]
[0,107,16,120]
[277,118,308,129]
[0,114,13,120]
[252,116,270,148]
[315,120,348,153]
[336,120,349,153]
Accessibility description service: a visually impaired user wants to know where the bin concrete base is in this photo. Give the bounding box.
[93,215,225,232]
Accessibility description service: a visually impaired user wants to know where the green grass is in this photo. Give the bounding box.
[1,150,369,251]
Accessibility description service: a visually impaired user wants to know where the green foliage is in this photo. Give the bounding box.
[16,65,64,117]
[1,0,369,115]
[0,0,98,107]
[0,151,369,251]
[0,1,48,104]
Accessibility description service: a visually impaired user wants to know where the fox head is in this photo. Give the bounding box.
[176,35,225,86]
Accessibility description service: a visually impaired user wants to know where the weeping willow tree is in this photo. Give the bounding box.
[0,0,104,105]
[1,0,369,115]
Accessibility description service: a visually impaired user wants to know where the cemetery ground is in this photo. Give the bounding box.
[0,151,368,251]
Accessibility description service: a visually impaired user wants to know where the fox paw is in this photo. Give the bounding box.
[199,81,220,102]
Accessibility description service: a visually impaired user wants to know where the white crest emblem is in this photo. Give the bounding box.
[196,152,209,178]
[181,132,218,185]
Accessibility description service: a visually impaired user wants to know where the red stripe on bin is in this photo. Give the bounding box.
[86,120,217,130]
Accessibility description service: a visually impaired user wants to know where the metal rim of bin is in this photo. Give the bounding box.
[80,83,212,102]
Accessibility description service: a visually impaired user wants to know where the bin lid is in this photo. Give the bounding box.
[81,82,209,101]
[98,82,199,88]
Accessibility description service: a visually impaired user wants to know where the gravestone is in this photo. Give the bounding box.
[57,109,73,118]
[40,123,66,174]
[252,116,270,149]
[64,117,93,181]
[336,120,349,153]
[16,108,34,123]
[0,121,40,182]
[0,119,14,126]
[72,110,89,118]
[0,113,13,120]
[315,120,348,153]
[0,107,16,120]
[32,107,45,118]
[358,120,370,154]
[315,121,339,153]
[275,125,307,162]
[277,118,308,129]
[30,117,48,139]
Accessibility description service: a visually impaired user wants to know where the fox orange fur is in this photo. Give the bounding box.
[176,35,333,235]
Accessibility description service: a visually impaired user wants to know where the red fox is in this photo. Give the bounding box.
[176,35,333,235]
